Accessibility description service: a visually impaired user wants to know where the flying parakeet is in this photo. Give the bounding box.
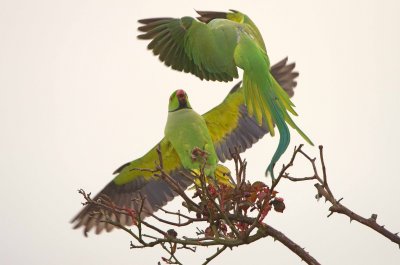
[137,10,313,178]
[72,58,298,235]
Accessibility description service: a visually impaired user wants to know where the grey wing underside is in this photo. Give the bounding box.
[71,170,192,235]
[214,57,299,161]
[214,103,267,162]
[270,57,298,97]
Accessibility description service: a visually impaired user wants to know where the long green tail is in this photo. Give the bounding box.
[243,74,291,179]
[235,36,313,180]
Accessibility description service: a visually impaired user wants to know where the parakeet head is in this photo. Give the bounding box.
[168,89,192,112]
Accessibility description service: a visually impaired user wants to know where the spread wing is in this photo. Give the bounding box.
[204,57,299,161]
[72,58,298,235]
[71,139,192,235]
[137,16,238,81]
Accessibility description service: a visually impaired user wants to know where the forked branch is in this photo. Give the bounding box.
[282,145,400,248]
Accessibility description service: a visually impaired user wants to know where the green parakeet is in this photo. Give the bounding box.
[165,89,218,177]
[137,10,313,178]
[72,58,298,235]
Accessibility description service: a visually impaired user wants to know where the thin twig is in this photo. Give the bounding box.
[282,145,400,248]
[203,246,228,265]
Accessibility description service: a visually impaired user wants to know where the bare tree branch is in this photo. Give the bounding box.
[282,145,400,248]
[77,144,399,264]
[77,146,323,264]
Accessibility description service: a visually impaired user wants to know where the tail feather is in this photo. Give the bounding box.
[261,75,291,179]
[265,109,290,179]
[271,74,297,115]
[244,71,291,179]
[243,75,275,136]
[281,110,314,146]
[271,74,314,146]
[235,36,312,178]
[264,76,314,178]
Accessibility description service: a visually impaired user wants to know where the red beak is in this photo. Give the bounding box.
[176,89,186,102]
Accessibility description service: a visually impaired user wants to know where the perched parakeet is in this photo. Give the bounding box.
[72,58,298,235]
[165,89,218,177]
[138,10,313,178]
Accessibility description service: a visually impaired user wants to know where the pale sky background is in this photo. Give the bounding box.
[1,0,399,264]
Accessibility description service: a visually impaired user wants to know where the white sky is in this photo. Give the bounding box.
[1,0,399,264]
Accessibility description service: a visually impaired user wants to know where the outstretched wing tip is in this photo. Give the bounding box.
[113,162,130,175]
[137,17,173,24]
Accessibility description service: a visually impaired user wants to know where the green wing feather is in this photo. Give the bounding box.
[112,139,179,185]
[71,58,298,234]
[138,17,238,81]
